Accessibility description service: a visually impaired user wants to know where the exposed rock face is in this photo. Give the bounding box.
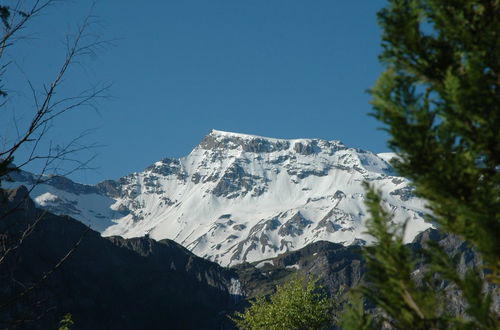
[293,141,320,155]
[96,179,122,198]
[408,230,500,316]
[278,212,312,237]
[0,187,240,330]
[234,240,365,299]
[4,129,431,266]
[235,228,499,318]
[211,162,267,198]
[199,132,291,153]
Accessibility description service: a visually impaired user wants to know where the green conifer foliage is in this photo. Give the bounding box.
[343,1,499,328]
[357,186,443,329]
[340,292,373,330]
[370,0,499,282]
[343,186,498,328]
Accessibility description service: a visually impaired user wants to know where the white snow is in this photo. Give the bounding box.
[35,192,59,204]
[377,152,399,164]
[285,264,300,270]
[256,260,274,268]
[229,278,243,296]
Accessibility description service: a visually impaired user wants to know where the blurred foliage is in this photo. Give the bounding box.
[58,313,73,330]
[343,0,499,327]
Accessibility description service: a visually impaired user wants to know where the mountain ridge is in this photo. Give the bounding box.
[4,129,431,266]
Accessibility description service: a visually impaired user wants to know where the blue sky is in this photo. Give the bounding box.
[5,0,389,184]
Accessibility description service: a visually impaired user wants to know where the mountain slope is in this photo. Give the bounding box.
[5,130,431,266]
[234,228,499,317]
[0,186,240,329]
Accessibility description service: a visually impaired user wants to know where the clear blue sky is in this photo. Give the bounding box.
[5,0,389,184]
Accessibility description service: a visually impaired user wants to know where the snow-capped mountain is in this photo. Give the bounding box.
[4,130,431,266]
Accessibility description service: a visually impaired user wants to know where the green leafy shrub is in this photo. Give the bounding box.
[231,276,334,330]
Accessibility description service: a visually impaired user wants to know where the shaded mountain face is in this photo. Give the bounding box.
[0,186,241,330]
[234,228,499,318]
[233,241,364,299]
[4,130,431,266]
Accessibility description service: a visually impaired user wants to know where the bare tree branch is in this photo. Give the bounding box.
[0,2,109,182]
[0,2,108,324]
[0,1,55,59]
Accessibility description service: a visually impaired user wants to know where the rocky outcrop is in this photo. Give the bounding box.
[234,228,499,317]
[211,163,268,198]
[234,240,364,298]
[199,130,290,153]
[278,212,312,237]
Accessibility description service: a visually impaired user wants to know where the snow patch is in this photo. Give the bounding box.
[229,278,243,296]
[35,192,59,205]
[255,260,274,268]
[377,152,399,163]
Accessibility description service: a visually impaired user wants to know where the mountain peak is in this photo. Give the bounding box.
[209,129,278,141]
[199,129,291,153]
[200,129,346,154]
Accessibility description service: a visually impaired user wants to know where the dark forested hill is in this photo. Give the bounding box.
[0,186,241,329]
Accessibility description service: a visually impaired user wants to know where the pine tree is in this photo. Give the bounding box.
[371,0,499,282]
[342,185,499,328]
[343,0,499,328]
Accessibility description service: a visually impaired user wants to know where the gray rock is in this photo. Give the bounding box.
[278,212,312,237]
[390,186,415,201]
[199,132,290,153]
[293,141,320,155]
[212,163,267,198]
